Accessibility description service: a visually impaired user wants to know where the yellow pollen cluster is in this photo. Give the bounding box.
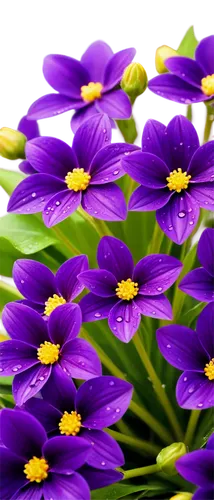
[201,74,214,96]
[59,411,82,436]
[44,294,66,316]
[166,168,191,193]
[37,341,60,365]
[24,456,49,483]
[81,82,103,102]
[65,168,91,192]
[116,278,139,301]
[204,358,214,381]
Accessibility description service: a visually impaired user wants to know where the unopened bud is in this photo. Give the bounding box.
[170,494,192,500]
[121,63,148,101]
[155,45,178,74]
[0,127,26,160]
[156,442,187,476]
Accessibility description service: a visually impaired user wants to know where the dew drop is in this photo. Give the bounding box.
[113,169,119,175]
[168,225,173,231]
[178,211,186,218]
[21,280,25,284]
[184,377,188,382]
[116,316,123,323]
[189,221,194,225]
[115,408,121,413]
[101,461,106,466]
[106,406,111,411]
[179,142,183,146]
[166,344,171,349]
[152,311,156,315]
[91,441,95,445]
[188,387,194,394]
[109,380,115,386]
[0,368,3,372]
[55,201,61,206]
[197,403,203,407]
[157,287,163,292]
[94,312,101,318]
[124,151,130,156]
[39,376,45,381]
[31,192,36,198]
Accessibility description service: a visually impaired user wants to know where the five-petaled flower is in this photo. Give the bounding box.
[179,228,214,302]
[122,115,214,244]
[176,433,214,500]
[78,235,183,342]
[0,302,102,405]
[156,302,214,409]
[27,41,135,132]
[149,35,214,105]
[17,115,40,174]
[8,114,137,226]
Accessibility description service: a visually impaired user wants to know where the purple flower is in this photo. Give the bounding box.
[78,235,183,342]
[0,302,102,405]
[21,369,132,471]
[179,228,214,302]
[27,41,135,132]
[17,115,40,174]
[8,114,136,226]
[122,115,214,244]
[176,433,214,500]
[149,36,214,105]
[156,302,214,409]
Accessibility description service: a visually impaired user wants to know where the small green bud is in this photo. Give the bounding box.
[156,442,187,476]
[155,45,178,74]
[169,494,192,500]
[0,127,26,160]
[121,62,148,101]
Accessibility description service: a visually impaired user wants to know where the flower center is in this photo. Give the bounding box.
[59,411,82,436]
[65,168,91,192]
[24,456,49,483]
[37,341,60,365]
[204,358,214,381]
[116,278,139,301]
[166,168,191,193]
[44,294,66,316]
[201,75,214,96]
[80,82,103,102]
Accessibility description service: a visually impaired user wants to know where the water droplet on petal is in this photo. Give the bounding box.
[106,406,111,411]
[197,403,203,407]
[178,211,186,219]
[167,344,171,348]
[101,461,106,466]
[109,380,115,386]
[157,287,163,292]
[184,377,188,382]
[116,316,123,323]
[94,312,101,318]
[31,192,36,198]
[55,201,61,206]
[115,408,121,413]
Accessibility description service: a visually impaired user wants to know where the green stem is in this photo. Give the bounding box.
[186,104,192,122]
[81,328,125,379]
[106,429,160,457]
[52,226,80,255]
[203,104,214,143]
[123,463,160,480]
[148,222,165,254]
[184,410,201,447]
[132,331,183,441]
[77,207,113,237]
[165,237,173,256]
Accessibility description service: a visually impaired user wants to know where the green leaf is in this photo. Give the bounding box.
[177,26,198,58]
[116,117,138,144]
[0,281,22,313]
[0,238,23,276]
[91,481,169,500]
[0,168,24,195]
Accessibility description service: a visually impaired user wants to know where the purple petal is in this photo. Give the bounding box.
[0,447,26,500]
[141,119,170,164]
[15,299,45,314]
[207,434,214,450]
[11,482,42,500]
[18,115,40,140]
[122,150,169,188]
[196,303,214,358]
[78,269,117,297]
[97,236,134,281]
[43,54,89,98]
[56,255,89,301]
[179,268,214,302]
[195,35,214,75]
[7,173,65,214]
[13,259,56,303]
[0,408,47,459]
[26,137,77,178]
[176,371,214,409]
[79,293,118,322]
[72,113,112,171]
[133,254,182,294]
[198,228,214,277]
[13,364,52,405]
[43,472,90,500]
[60,338,102,380]
[79,465,123,490]
[2,302,48,345]
[176,449,214,488]
[81,429,124,469]
[103,48,136,91]
[166,115,200,171]
[48,303,82,345]
[97,90,131,120]
[82,183,127,221]
[76,376,133,429]
[187,141,214,182]
[129,185,172,211]
[165,57,205,87]
[71,105,98,133]
[188,182,214,210]
[43,436,91,472]
[28,94,81,120]
[156,192,200,245]
[43,189,81,227]
[81,41,113,83]
[193,488,214,500]
[19,160,37,175]
[22,397,62,434]
[0,340,38,376]
[148,74,208,104]
[156,324,207,371]
[41,364,76,412]
[108,300,141,342]
[134,294,173,320]
[90,143,138,184]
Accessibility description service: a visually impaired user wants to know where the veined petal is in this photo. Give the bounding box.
[188,182,214,210]
[129,185,172,211]
[43,189,81,227]
[81,429,124,469]
[166,115,200,171]
[26,137,78,178]
[103,48,136,91]
[0,340,38,376]
[122,150,169,187]
[176,371,214,409]
[90,143,138,184]
[13,364,52,405]
[71,105,98,133]
[18,115,40,140]
[165,57,205,87]
[179,268,214,302]
[11,483,42,500]
[0,448,26,500]
[19,160,37,175]
[196,303,214,358]
[22,397,62,434]
[195,35,214,75]
[60,338,102,380]
[176,449,214,488]
[78,269,117,297]
[13,259,56,303]
[108,300,141,342]
[43,436,91,472]
[97,236,134,281]
[133,254,182,293]
[142,119,170,164]
[79,465,123,490]
[56,255,89,301]
[41,364,76,412]
[48,303,82,345]
[43,54,89,98]
[148,74,208,104]
[43,472,90,500]
[134,294,173,320]
[187,141,214,182]
[28,94,81,120]
[197,228,214,277]
[81,41,113,83]
[97,90,132,120]
[2,303,48,345]
[79,293,118,322]
[82,184,127,221]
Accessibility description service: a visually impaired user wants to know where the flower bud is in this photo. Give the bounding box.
[155,45,178,74]
[121,63,148,101]
[0,127,26,160]
[170,494,192,500]
[156,442,187,476]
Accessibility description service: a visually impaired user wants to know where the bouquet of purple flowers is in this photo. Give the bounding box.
[0,28,213,500]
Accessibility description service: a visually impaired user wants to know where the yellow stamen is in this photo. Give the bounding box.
[116,278,139,301]
[201,74,214,96]
[24,456,49,483]
[44,294,66,316]
[37,341,60,365]
[166,168,191,193]
[59,411,82,436]
[65,168,91,192]
[81,82,103,102]
[204,358,214,381]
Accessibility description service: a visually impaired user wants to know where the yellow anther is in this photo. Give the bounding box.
[37,341,60,365]
[24,456,49,483]
[166,168,191,193]
[80,82,103,102]
[65,168,91,192]
[201,74,214,96]
[116,278,139,301]
[204,358,214,381]
[59,411,82,436]
[44,294,66,316]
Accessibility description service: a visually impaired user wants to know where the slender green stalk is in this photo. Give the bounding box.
[106,429,161,457]
[77,207,113,237]
[203,104,214,143]
[123,463,160,480]
[132,331,183,441]
[186,104,192,122]
[115,419,135,437]
[165,237,173,256]
[52,226,80,255]
[184,410,201,447]
[81,328,125,379]
[148,222,165,254]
